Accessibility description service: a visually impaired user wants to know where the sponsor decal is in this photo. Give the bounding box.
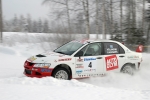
[128,56,139,58]
[83,58,97,69]
[84,58,96,61]
[58,58,72,61]
[77,58,83,62]
[127,55,139,60]
[28,56,37,62]
[76,64,84,68]
[84,69,96,72]
[106,45,118,54]
[106,48,118,54]
[76,70,83,74]
[41,68,51,73]
[105,55,118,71]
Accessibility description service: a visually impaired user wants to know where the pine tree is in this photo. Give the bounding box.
[27,14,32,32]
[38,18,43,33]
[32,21,38,33]
[43,19,49,33]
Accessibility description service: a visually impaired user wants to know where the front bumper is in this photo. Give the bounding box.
[24,61,53,78]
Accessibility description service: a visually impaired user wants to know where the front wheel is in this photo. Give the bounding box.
[52,67,70,80]
[121,64,134,75]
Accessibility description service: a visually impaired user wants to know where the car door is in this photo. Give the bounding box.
[74,42,104,76]
[103,42,126,72]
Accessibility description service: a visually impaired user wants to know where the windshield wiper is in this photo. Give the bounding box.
[56,51,65,54]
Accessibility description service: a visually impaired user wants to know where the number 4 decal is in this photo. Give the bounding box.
[88,62,92,68]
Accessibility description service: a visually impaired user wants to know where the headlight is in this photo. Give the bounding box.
[33,63,51,68]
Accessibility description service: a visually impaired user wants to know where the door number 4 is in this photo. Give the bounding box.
[88,62,92,68]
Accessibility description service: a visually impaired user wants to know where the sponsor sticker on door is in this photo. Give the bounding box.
[105,55,118,71]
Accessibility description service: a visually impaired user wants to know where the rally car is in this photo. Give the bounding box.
[24,39,143,80]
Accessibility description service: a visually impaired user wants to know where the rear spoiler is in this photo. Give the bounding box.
[136,45,143,53]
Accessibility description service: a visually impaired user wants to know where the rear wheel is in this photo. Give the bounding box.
[52,67,70,80]
[121,64,134,75]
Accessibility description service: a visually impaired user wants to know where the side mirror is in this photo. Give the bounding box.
[74,51,83,57]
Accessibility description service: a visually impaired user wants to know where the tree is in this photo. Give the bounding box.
[12,14,20,32]
[102,0,106,39]
[0,0,2,43]
[142,0,146,32]
[27,14,32,32]
[32,21,38,33]
[82,0,90,38]
[95,0,100,39]
[43,19,49,33]
[42,0,71,34]
[110,0,113,38]
[37,18,43,33]
[18,15,27,32]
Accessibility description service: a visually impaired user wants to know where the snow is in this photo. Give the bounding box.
[0,32,150,100]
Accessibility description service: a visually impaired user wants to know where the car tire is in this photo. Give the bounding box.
[52,67,70,80]
[121,64,134,75]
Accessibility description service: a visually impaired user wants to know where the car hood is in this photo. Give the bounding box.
[27,51,71,63]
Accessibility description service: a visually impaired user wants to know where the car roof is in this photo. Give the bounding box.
[74,39,119,44]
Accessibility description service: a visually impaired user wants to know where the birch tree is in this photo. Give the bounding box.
[42,0,71,34]
[102,0,106,39]
[96,0,99,39]
[110,0,113,38]
[82,0,90,38]
[120,0,123,33]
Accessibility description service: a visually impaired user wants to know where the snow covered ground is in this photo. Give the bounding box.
[0,32,150,100]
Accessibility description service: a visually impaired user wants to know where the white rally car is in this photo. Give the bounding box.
[24,39,143,80]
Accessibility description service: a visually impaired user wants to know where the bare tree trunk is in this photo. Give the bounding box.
[66,0,71,34]
[142,0,145,32]
[82,0,90,38]
[0,0,2,43]
[120,0,123,37]
[147,21,150,42]
[102,0,106,39]
[110,0,113,38]
[127,0,131,35]
[131,0,136,28]
[96,0,99,39]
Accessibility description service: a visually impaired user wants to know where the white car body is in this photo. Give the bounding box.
[24,39,142,79]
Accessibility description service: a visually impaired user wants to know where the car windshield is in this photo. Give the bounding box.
[54,41,84,55]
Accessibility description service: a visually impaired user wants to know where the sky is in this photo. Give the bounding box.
[2,0,49,20]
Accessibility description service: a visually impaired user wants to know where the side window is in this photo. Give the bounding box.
[74,45,89,57]
[104,42,119,55]
[119,45,125,54]
[84,43,102,56]
[74,43,102,57]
